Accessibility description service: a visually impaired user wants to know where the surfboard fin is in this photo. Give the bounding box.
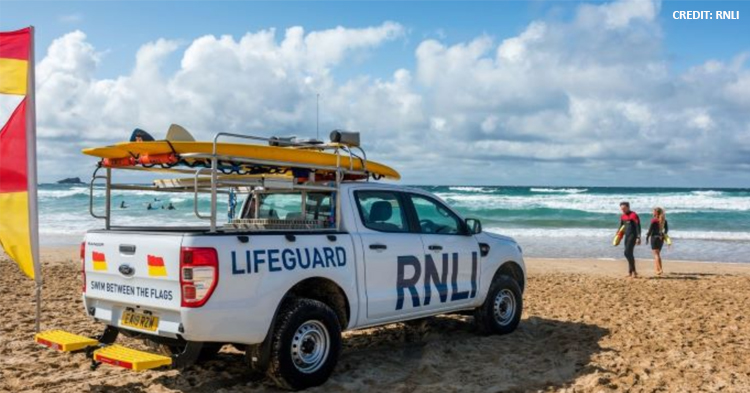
[166,124,195,141]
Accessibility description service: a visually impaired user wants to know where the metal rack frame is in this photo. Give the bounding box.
[88,132,373,232]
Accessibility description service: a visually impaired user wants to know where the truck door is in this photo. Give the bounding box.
[406,193,480,312]
[355,190,425,321]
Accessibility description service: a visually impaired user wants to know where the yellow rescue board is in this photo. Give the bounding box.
[85,146,131,158]
[83,141,400,180]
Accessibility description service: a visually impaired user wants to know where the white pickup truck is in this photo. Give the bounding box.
[74,133,525,390]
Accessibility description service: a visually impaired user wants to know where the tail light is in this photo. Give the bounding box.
[80,241,86,293]
[180,247,219,308]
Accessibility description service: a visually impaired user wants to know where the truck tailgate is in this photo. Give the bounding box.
[84,232,183,311]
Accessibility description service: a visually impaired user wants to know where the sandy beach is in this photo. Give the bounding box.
[2,247,750,392]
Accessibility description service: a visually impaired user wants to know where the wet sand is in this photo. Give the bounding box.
[2,248,750,392]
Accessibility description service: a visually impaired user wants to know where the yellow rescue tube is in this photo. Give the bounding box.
[612,225,625,246]
[83,141,400,180]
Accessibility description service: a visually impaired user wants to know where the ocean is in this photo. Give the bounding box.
[38,184,750,263]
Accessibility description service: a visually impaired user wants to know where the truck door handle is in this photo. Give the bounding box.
[119,244,136,255]
[369,244,387,250]
[428,245,443,251]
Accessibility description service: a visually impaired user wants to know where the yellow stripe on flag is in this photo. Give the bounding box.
[0,191,34,279]
[0,58,28,95]
[93,260,107,271]
[148,266,167,277]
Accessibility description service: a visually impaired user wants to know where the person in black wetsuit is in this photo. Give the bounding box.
[619,201,641,278]
[646,207,669,276]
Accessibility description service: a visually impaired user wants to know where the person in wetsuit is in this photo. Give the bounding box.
[619,201,641,278]
[646,207,669,276]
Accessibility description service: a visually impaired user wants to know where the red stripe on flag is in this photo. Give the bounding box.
[147,255,165,267]
[0,98,28,193]
[0,28,30,61]
[92,251,106,262]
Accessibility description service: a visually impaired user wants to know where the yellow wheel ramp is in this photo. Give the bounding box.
[93,344,172,371]
[35,330,99,352]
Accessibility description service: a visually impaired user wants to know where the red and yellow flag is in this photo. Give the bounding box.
[92,251,108,271]
[147,255,167,277]
[0,27,40,282]
[0,28,30,95]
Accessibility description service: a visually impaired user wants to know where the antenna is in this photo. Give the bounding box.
[316,93,320,140]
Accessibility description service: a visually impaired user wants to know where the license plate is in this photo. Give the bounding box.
[120,310,159,331]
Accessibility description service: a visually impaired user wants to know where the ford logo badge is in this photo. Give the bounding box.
[119,264,135,276]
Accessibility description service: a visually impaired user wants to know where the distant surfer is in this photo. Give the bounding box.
[167,202,176,210]
[646,207,669,276]
[618,202,641,279]
[147,202,155,210]
[120,201,127,209]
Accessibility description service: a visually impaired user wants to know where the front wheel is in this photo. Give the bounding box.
[267,298,342,390]
[474,275,523,335]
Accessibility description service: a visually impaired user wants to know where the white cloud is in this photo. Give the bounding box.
[576,0,659,29]
[686,109,714,131]
[497,22,546,64]
[19,0,750,186]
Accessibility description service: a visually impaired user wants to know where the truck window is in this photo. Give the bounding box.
[355,191,408,232]
[243,192,333,222]
[304,193,333,222]
[409,194,462,235]
[257,193,301,219]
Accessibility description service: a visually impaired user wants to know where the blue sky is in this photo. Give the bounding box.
[1,1,749,186]
[2,1,748,77]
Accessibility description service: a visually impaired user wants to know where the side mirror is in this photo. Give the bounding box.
[466,218,482,235]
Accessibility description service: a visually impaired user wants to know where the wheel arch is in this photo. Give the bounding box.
[493,261,526,293]
[282,276,351,329]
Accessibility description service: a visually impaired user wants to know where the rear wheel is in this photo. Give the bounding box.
[474,275,523,335]
[266,298,342,390]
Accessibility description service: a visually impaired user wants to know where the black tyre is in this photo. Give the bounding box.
[267,298,342,390]
[474,275,523,335]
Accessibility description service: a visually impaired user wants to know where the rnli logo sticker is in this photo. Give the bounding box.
[92,251,107,271]
[147,255,167,277]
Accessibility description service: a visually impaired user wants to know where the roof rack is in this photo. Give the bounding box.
[88,131,373,232]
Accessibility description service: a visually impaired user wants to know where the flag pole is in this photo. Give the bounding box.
[25,26,42,333]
